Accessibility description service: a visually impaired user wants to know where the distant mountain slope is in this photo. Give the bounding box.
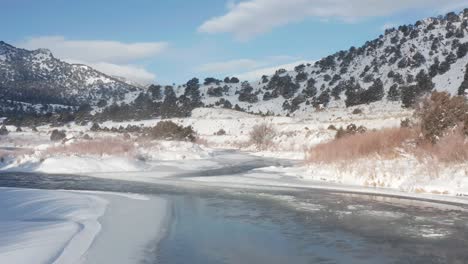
[2,9,468,121]
[185,9,468,116]
[0,41,141,106]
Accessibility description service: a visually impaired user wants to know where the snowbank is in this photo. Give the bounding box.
[300,157,468,196]
[0,188,107,264]
[81,192,170,264]
[0,188,170,264]
[1,138,213,174]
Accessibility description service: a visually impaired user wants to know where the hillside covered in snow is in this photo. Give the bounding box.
[186,9,468,115]
[88,9,468,120]
[2,10,468,121]
[0,41,141,107]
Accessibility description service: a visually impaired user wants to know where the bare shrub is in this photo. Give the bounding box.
[44,137,135,157]
[416,91,468,143]
[415,128,468,163]
[249,123,276,150]
[195,137,209,147]
[434,131,468,162]
[352,108,363,115]
[149,121,196,142]
[464,117,468,136]
[308,127,415,163]
[400,118,411,128]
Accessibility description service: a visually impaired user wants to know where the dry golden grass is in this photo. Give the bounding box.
[0,148,34,161]
[308,123,468,164]
[307,127,415,163]
[44,137,135,157]
[415,129,468,163]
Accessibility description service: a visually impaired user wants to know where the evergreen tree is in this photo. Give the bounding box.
[161,86,179,118]
[401,70,434,108]
[184,78,201,104]
[362,78,384,103]
[459,63,468,96]
[238,81,258,103]
[148,85,162,100]
[387,84,400,101]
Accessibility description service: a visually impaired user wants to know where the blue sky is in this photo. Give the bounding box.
[3,0,468,84]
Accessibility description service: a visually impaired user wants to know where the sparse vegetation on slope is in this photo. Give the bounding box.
[308,91,468,164]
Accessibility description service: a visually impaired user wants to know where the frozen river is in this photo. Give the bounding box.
[0,155,468,263]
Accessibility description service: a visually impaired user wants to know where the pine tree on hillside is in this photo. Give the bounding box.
[415,70,434,93]
[362,78,384,103]
[344,82,363,107]
[401,70,434,108]
[148,85,162,100]
[303,78,317,98]
[387,84,400,101]
[238,81,258,103]
[459,63,468,96]
[161,86,179,118]
[184,78,201,103]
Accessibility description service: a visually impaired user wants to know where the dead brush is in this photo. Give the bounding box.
[307,127,416,163]
[249,123,277,150]
[43,137,136,157]
[414,127,468,163]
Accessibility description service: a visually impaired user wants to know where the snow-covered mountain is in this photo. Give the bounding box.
[2,10,468,119]
[178,9,468,116]
[0,41,141,106]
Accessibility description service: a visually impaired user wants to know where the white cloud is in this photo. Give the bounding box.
[195,55,305,80]
[235,60,309,80]
[381,22,398,31]
[199,0,468,40]
[17,36,168,84]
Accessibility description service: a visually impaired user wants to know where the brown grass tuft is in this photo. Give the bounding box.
[415,128,468,163]
[308,127,415,163]
[44,137,135,157]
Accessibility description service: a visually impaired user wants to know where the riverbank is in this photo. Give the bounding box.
[1,104,467,206]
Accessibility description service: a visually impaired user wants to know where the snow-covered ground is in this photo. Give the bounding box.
[0,187,169,264]
[1,103,468,263]
[1,104,466,200]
